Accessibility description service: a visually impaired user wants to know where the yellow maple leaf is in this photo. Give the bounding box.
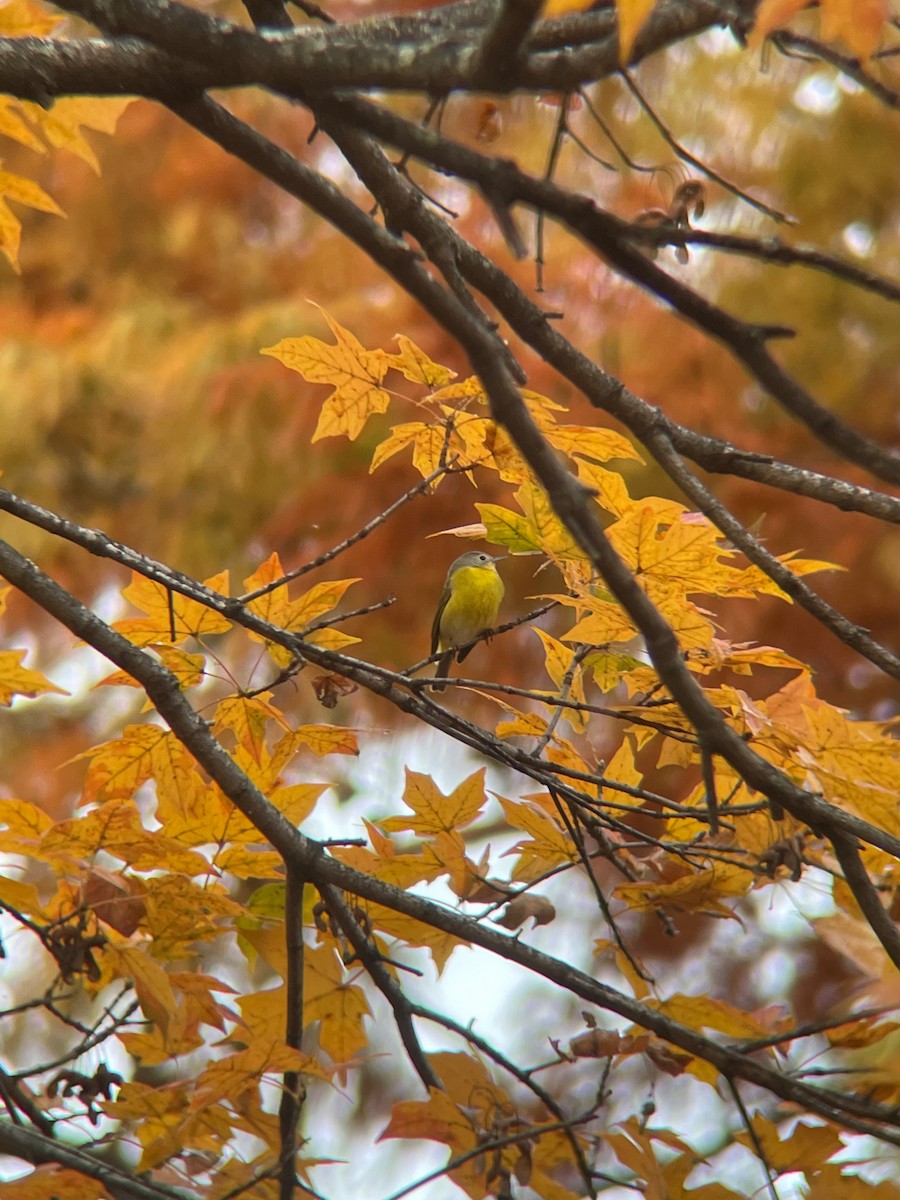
[518,480,584,561]
[615,0,659,61]
[237,979,286,1045]
[532,627,588,731]
[562,594,638,646]
[605,736,643,789]
[0,874,44,921]
[648,993,780,1039]
[382,1087,478,1154]
[148,731,210,831]
[0,798,53,857]
[370,420,450,476]
[0,97,45,153]
[217,845,285,878]
[386,334,455,387]
[304,943,371,1064]
[380,767,488,837]
[43,798,209,876]
[500,794,578,881]
[245,554,363,662]
[359,900,466,974]
[543,0,595,15]
[546,737,603,798]
[615,863,748,917]
[76,723,168,805]
[432,829,483,900]
[486,422,533,484]
[143,876,242,959]
[496,710,549,739]
[262,310,390,442]
[221,774,327,846]
[214,692,288,763]
[0,647,68,705]
[111,1081,197,1168]
[657,596,715,652]
[547,422,644,466]
[608,507,727,601]
[194,1040,326,1106]
[289,724,359,757]
[243,551,291,627]
[105,944,178,1039]
[156,645,205,689]
[428,375,488,407]
[746,0,807,47]
[305,625,361,651]
[335,819,448,890]
[0,0,63,35]
[380,1052,516,1192]
[286,576,360,631]
[446,409,497,468]
[576,458,634,518]
[114,570,231,646]
[734,1114,843,1176]
[801,703,900,837]
[21,97,134,173]
[0,164,64,271]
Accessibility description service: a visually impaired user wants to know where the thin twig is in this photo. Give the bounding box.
[319,882,440,1091]
[772,30,900,110]
[278,865,307,1200]
[726,1076,780,1200]
[239,467,447,603]
[620,69,796,224]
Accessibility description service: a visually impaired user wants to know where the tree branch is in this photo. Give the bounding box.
[2,540,900,1140]
[0,1120,195,1200]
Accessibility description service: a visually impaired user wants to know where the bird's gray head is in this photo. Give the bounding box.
[448,551,504,575]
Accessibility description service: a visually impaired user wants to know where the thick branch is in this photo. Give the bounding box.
[311,92,900,485]
[23,0,732,96]
[0,1120,195,1200]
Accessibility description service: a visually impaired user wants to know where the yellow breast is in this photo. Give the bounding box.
[439,565,504,650]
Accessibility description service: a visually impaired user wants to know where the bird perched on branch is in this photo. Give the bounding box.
[430,551,505,691]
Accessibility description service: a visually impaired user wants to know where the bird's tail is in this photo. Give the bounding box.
[432,650,453,691]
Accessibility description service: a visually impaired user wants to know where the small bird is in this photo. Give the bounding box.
[430,551,505,691]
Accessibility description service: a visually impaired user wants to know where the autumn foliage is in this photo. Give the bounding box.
[1,1,900,1199]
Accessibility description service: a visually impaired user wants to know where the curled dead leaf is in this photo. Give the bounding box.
[83,867,146,937]
[569,1028,638,1058]
[476,101,502,142]
[646,1037,693,1076]
[312,672,358,709]
[495,894,556,930]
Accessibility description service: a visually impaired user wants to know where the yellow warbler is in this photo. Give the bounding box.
[430,551,505,691]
